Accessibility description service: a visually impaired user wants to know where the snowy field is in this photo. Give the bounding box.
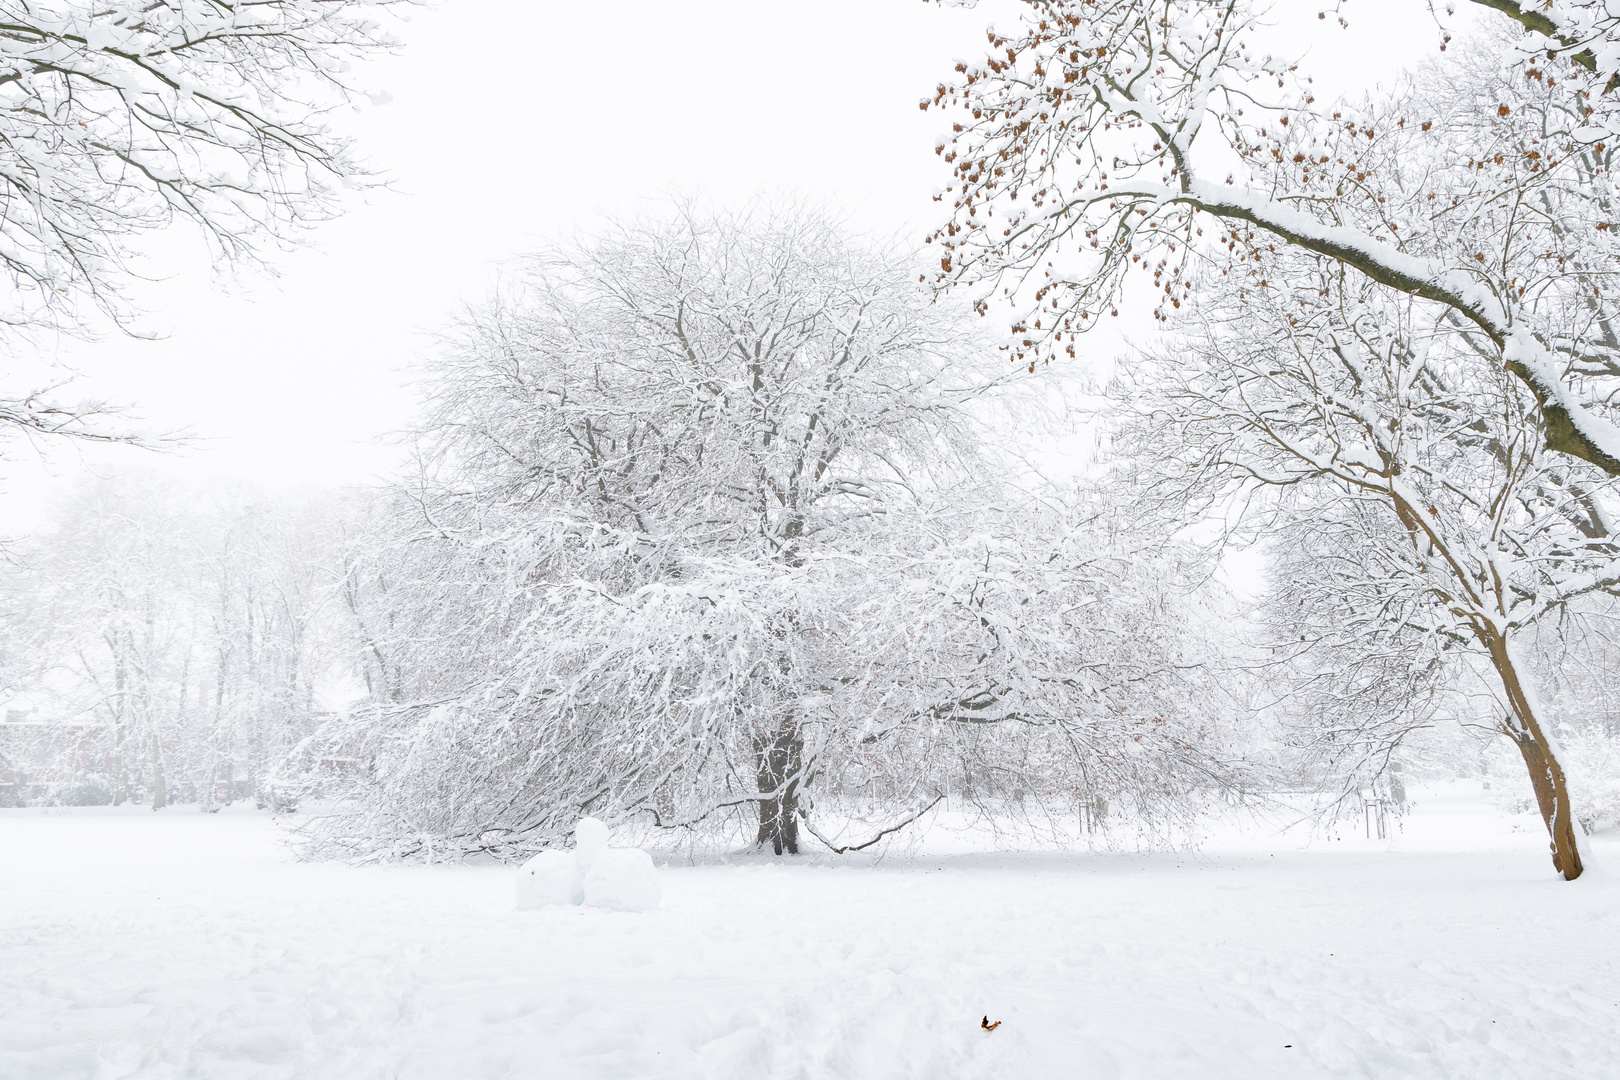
[3,786,1618,1080]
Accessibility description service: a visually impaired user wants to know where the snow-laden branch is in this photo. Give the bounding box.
[926,0,1620,475]
[0,0,408,338]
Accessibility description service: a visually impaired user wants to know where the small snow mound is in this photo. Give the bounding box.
[515,850,580,909]
[582,847,662,912]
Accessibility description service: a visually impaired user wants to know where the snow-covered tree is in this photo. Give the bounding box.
[2,472,351,808]
[1116,248,1620,879]
[1256,502,1455,819]
[0,1,408,458]
[0,0,405,339]
[308,206,1248,859]
[924,2,1620,476]
[1519,597,1620,831]
[1469,0,1620,139]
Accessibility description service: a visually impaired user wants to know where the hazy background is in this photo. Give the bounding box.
[1,0,1468,531]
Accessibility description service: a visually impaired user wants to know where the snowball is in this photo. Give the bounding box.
[573,817,610,868]
[515,850,582,909]
[582,847,662,912]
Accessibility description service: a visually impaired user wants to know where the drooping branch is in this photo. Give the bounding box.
[798,793,945,854]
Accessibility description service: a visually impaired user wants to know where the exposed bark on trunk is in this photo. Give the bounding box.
[1480,628,1584,880]
[1389,488,1585,880]
[754,722,802,855]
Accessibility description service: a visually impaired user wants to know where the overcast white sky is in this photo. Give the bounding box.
[3,0,1471,528]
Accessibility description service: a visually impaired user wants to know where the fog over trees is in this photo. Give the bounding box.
[12,9,1620,1078]
[2,0,1618,884]
[0,476,348,809]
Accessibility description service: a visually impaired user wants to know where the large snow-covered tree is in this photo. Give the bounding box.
[318,488,1246,858]
[306,207,1247,859]
[1116,248,1620,879]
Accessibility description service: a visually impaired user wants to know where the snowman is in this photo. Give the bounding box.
[515,817,661,912]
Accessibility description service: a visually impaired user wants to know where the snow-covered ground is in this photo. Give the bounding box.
[2,784,1617,1080]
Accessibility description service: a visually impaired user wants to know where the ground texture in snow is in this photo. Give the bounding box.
[2,784,1617,1079]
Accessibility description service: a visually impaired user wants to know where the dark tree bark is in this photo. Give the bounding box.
[754,722,803,855]
[1480,628,1585,880]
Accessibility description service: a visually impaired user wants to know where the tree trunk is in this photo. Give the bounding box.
[149,742,167,812]
[1481,628,1584,880]
[754,722,802,855]
[111,638,129,806]
[110,723,128,807]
